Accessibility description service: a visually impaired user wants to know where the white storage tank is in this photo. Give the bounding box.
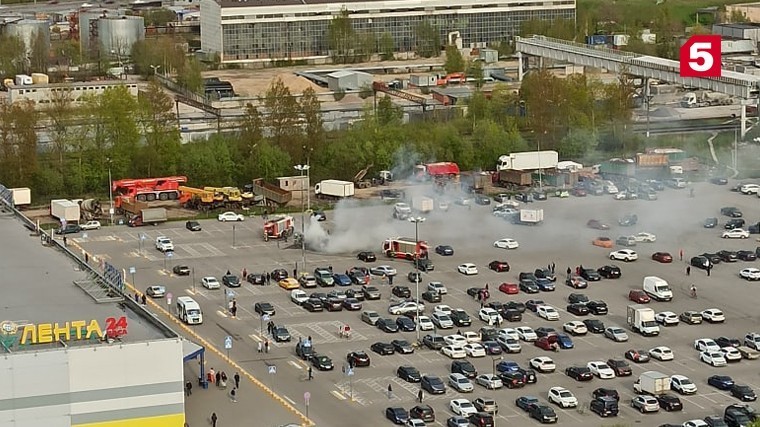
[98,16,145,56]
[5,19,50,60]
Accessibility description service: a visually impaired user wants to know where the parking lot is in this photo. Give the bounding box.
[73,180,760,427]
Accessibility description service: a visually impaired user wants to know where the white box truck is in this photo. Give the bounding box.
[176,296,203,324]
[314,180,355,198]
[10,188,31,206]
[633,371,670,395]
[643,276,673,301]
[510,209,544,225]
[627,305,660,336]
[497,151,559,171]
[50,199,81,223]
[412,196,434,213]
[14,74,32,86]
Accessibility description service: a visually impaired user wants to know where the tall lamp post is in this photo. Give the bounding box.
[107,159,114,226]
[408,216,426,342]
[295,164,311,272]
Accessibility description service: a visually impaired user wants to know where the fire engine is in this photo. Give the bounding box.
[382,237,429,260]
[264,215,295,241]
[112,176,188,207]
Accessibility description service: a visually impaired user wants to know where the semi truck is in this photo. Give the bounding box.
[412,196,434,213]
[315,180,355,198]
[497,151,559,171]
[626,305,660,336]
[246,179,292,206]
[10,188,31,207]
[508,209,544,225]
[680,91,733,108]
[382,237,429,260]
[633,371,670,395]
[51,199,81,223]
[263,215,295,241]
[493,170,532,187]
[127,207,167,227]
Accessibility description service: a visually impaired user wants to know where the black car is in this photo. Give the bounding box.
[56,224,81,235]
[246,273,265,284]
[346,351,371,366]
[515,367,537,384]
[475,194,491,205]
[499,370,526,388]
[598,265,622,279]
[567,303,590,316]
[435,245,454,256]
[309,293,330,304]
[391,286,411,298]
[469,412,495,427]
[725,218,746,230]
[422,290,441,303]
[568,293,589,304]
[173,265,191,276]
[580,268,602,281]
[528,404,558,423]
[397,365,421,382]
[272,326,291,342]
[370,342,395,356]
[451,360,477,378]
[535,327,557,338]
[738,250,757,261]
[724,404,758,426]
[721,207,743,217]
[593,387,620,401]
[618,214,638,227]
[519,279,540,294]
[222,274,241,288]
[711,177,729,185]
[391,339,414,354]
[516,396,540,411]
[377,318,399,333]
[409,405,435,423]
[702,252,722,264]
[656,394,682,411]
[325,298,343,311]
[295,341,313,360]
[396,316,416,332]
[310,354,334,371]
[731,385,758,401]
[606,359,632,376]
[534,268,556,282]
[450,309,472,327]
[704,416,727,427]
[717,250,739,262]
[482,340,502,355]
[525,299,545,312]
[519,272,538,282]
[479,327,498,342]
[704,217,719,228]
[467,287,486,298]
[691,256,713,270]
[407,271,421,283]
[385,407,408,425]
[587,300,608,315]
[254,302,275,316]
[590,396,619,417]
[357,251,376,262]
[715,336,741,348]
[503,301,527,313]
[421,375,446,394]
[345,288,365,301]
[185,220,201,231]
[271,268,288,281]
[348,270,370,286]
[565,366,593,381]
[414,258,435,272]
[311,211,326,221]
[302,298,324,312]
[503,309,522,322]
[583,319,605,333]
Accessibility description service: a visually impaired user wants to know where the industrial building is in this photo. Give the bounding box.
[0,191,189,427]
[7,81,139,107]
[326,70,373,91]
[200,0,576,64]
[3,18,50,58]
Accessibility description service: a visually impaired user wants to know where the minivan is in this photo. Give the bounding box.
[176,296,203,324]
[590,396,619,417]
[642,276,673,301]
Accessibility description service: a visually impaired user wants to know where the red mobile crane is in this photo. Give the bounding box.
[112,176,188,208]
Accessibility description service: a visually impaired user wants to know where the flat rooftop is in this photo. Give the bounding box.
[0,211,173,353]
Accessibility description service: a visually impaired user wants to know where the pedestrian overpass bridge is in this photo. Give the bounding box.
[515,35,760,99]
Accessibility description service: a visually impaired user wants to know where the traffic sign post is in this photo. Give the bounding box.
[304,391,311,418]
[138,234,146,255]
[345,365,354,401]
[680,35,722,78]
[128,266,136,287]
[163,251,173,271]
[224,335,233,358]
[260,314,270,336]
[166,292,173,309]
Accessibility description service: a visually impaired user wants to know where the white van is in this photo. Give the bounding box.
[177,296,203,324]
[642,276,673,302]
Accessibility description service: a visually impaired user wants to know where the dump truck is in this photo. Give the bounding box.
[10,188,31,207]
[247,179,292,206]
[315,180,355,199]
[79,199,103,221]
[509,209,544,225]
[493,170,532,187]
[626,305,660,336]
[414,162,460,181]
[633,371,670,395]
[412,196,434,213]
[51,199,81,223]
[460,172,489,193]
[263,215,294,241]
[127,207,167,227]
[497,151,559,171]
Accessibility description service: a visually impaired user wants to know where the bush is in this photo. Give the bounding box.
[333,89,346,101]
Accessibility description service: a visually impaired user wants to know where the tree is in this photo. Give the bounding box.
[444,46,465,74]
[136,79,181,176]
[520,18,576,40]
[261,77,301,154]
[58,40,83,66]
[142,8,177,26]
[415,20,440,58]
[468,60,485,89]
[729,9,749,23]
[376,95,403,126]
[30,29,48,73]
[559,128,599,159]
[130,38,185,77]
[379,32,395,60]
[357,32,377,61]
[327,9,355,64]
[0,35,26,77]
[300,87,324,154]
[44,87,78,184]
[176,56,203,94]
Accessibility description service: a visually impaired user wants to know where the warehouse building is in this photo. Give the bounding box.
[0,199,188,427]
[200,0,576,64]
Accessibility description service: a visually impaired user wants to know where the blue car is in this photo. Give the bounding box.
[435,245,455,256]
[385,407,408,425]
[332,273,352,286]
[708,375,734,390]
[557,334,574,349]
[496,360,520,373]
[536,278,555,292]
[516,396,540,411]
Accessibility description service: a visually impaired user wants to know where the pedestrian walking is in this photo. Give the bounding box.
[566,267,571,277]
[257,341,263,353]
[679,249,684,261]
[141,294,146,305]
[85,253,89,263]
[387,384,393,399]
[308,367,313,381]
[63,236,67,246]
[185,380,193,396]
[211,412,218,427]
[328,265,333,272]
[215,371,221,387]
[234,372,240,389]
[686,266,691,276]
[242,268,247,279]
[266,272,271,285]
[230,387,237,403]
[265,340,270,353]
[231,305,237,318]
[388,275,394,285]
[485,283,489,291]
[293,268,297,277]
[551,262,556,273]
[418,389,424,403]
[134,293,139,302]
[707,266,712,277]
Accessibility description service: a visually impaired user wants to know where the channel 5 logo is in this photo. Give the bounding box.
[680,35,722,77]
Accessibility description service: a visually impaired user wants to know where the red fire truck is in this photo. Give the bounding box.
[382,237,429,260]
[264,215,295,241]
[112,176,188,208]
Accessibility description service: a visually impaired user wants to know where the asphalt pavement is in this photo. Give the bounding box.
[72,179,760,427]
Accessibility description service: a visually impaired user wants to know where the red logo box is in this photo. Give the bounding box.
[680,35,722,77]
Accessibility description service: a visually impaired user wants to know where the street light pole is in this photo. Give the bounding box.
[295,164,311,272]
[491,356,503,376]
[107,160,113,226]
[408,216,426,342]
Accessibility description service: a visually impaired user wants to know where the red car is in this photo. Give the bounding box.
[535,335,560,351]
[628,290,651,304]
[488,260,510,272]
[498,283,519,295]
[652,252,673,263]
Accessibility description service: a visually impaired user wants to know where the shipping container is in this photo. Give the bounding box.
[10,188,31,206]
[50,199,80,222]
[586,35,607,45]
[409,74,437,87]
[600,160,636,177]
[613,34,630,46]
[496,170,532,186]
[636,153,669,167]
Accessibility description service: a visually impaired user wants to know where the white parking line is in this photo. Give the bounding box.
[680,394,706,409]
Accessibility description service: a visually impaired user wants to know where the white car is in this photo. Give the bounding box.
[155,236,174,252]
[80,220,101,230]
[448,374,474,393]
[433,305,453,315]
[632,395,660,413]
[406,420,426,427]
[529,356,556,373]
[670,375,697,394]
[417,316,435,331]
[498,337,522,353]
[740,268,760,281]
[740,183,760,194]
[428,282,448,294]
[604,327,629,342]
[722,228,750,239]
[463,343,486,358]
[218,211,244,222]
[476,374,503,390]
[442,345,467,359]
[493,208,518,218]
[655,311,679,326]
[548,386,578,408]
[462,331,481,343]
[721,346,742,362]
[458,263,479,275]
[700,351,727,367]
[563,321,588,336]
[516,326,538,342]
[493,238,519,249]
[694,338,721,352]
[683,420,709,427]
[587,361,616,379]
[497,328,519,340]
[450,398,477,416]
[444,334,468,347]
[609,249,638,262]
[201,276,220,289]
[649,346,674,361]
[290,289,309,304]
[537,305,560,321]
[634,232,657,242]
[478,308,502,325]
[370,265,397,276]
[431,312,454,329]
[701,308,726,323]
[389,301,425,315]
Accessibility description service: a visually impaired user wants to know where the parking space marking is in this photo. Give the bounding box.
[334,381,370,405]
[680,395,706,410]
[280,321,368,347]
[331,390,347,401]
[73,235,118,243]
[288,360,304,370]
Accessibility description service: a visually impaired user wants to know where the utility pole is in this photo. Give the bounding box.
[295,164,311,271]
[408,216,426,342]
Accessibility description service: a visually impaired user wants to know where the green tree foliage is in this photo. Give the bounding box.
[136,79,181,176]
[58,40,83,66]
[379,32,395,60]
[415,20,440,58]
[357,32,377,61]
[559,128,599,159]
[468,60,485,90]
[444,46,465,74]
[301,87,324,152]
[327,9,356,64]
[376,95,403,126]
[30,30,48,73]
[179,134,235,185]
[261,77,301,154]
[176,56,203,94]
[141,8,177,26]
[130,38,187,77]
[520,18,576,40]
[0,101,38,187]
[0,35,26,77]
[44,88,78,185]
